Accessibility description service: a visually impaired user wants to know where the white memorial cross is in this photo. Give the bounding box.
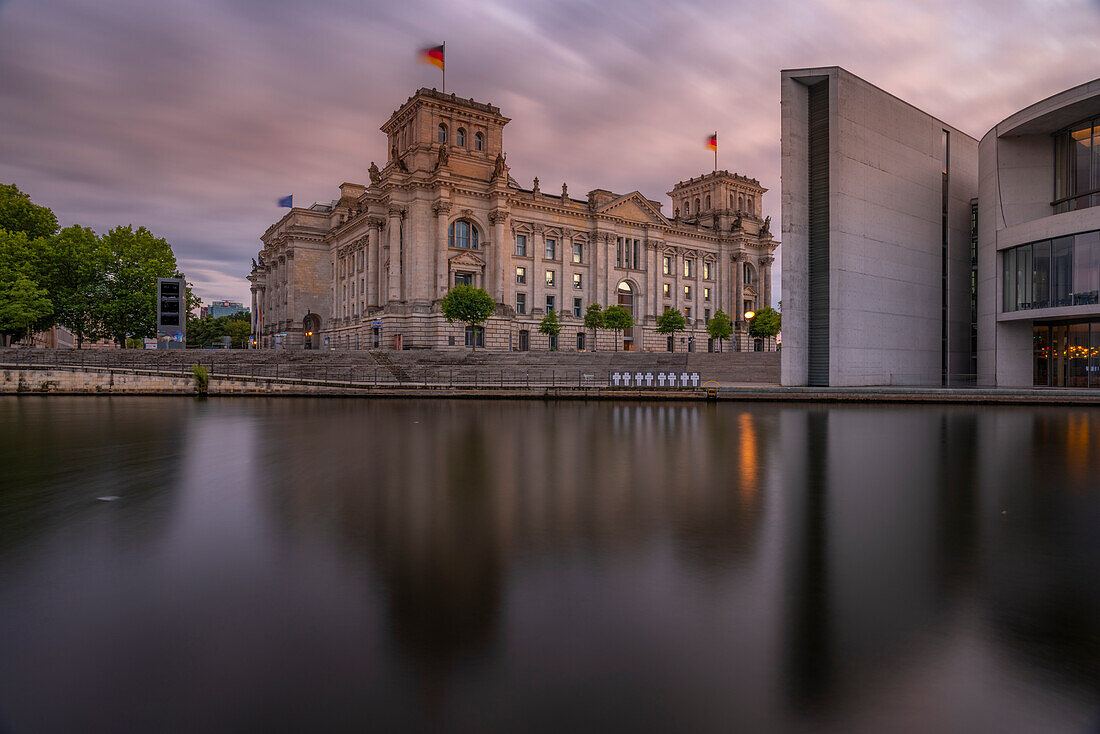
[645,372,654,387]
[691,373,700,387]
[680,372,689,387]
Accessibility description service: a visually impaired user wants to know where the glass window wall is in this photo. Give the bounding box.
[1033,318,1100,387]
[1002,229,1100,311]
[1054,117,1100,213]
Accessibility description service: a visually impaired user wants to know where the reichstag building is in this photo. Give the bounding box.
[249,88,778,351]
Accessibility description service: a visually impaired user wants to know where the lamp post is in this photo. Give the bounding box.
[743,310,755,353]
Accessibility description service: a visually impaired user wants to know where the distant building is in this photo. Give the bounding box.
[206,300,247,319]
[249,87,779,352]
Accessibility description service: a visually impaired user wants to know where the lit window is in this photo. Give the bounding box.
[703,262,712,280]
[546,270,555,286]
[663,283,671,298]
[573,242,583,263]
[663,256,671,275]
[684,285,692,299]
[684,259,693,278]
[573,273,582,289]
[516,266,526,284]
[448,220,479,249]
[456,128,466,147]
[516,234,527,256]
[685,307,692,320]
[437,124,447,143]
[474,132,484,151]
[704,287,711,301]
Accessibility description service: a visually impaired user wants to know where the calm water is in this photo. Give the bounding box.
[0,397,1098,733]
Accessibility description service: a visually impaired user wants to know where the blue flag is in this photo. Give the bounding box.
[278,195,293,208]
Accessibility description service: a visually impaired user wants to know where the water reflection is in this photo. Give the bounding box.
[0,398,1098,733]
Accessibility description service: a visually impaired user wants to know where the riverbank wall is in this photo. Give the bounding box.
[5,363,1100,404]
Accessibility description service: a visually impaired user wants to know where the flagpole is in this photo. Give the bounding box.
[442,41,446,94]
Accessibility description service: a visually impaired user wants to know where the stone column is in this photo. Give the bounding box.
[561,228,573,318]
[532,223,545,314]
[673,249,681,311]
[490,209,509,304]
[760,255,774,309]
[387,205,405,303]
[733,251,745,321]
[646,242,659,319]
[433,201,452,300]
[365,218,382,308]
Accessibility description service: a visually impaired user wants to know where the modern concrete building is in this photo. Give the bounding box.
[979,80,1100,387]
[248,88,778,352]
[781,67,979,387]
[205,300,248,319]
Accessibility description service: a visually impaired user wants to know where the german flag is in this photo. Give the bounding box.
[420,44,444,70]
[706,132,717,152]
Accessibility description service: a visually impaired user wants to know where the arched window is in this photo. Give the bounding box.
[448,219,480,249]
[694,197,701,213]
[705,195,711,210]
[738,194,744,211]
[747,198,754,215]
[683,200,690,215]
[744,263,753,284]
[730,194,735,208]
[456,128,466,147]
[474,132,484,151]
[437,124,448,143]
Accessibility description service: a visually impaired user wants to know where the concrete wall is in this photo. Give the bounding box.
[781,67,978,386]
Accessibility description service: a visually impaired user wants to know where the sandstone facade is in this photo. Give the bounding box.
[250,88,778,352]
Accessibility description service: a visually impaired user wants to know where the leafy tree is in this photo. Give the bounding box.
[186,311,253,349]
[655,307,687,351]
[0,276,52,345]
[99,226,182,346]
[583,303,604,351]
[537,309,562,350]
[439,284,495,349]
[749,305,781,340]
[602,305,633,351]
[0,183,58,240]
[48,225,105,348]
[706,309,733,352]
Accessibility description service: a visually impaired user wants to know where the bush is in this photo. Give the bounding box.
[191,364,209,395]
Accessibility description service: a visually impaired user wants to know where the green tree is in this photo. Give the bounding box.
[706,309,733,352]
[583,303,604,351]
[537,309,562,350]
[48,225,105,348]
[749,305,781,340]
[0,183,58,240]
[99,226,182,346]
[602,304,633,351]
[655,307,687,351]
[0,229,56,345]
[0,276,52,345]
[439,284,495,349]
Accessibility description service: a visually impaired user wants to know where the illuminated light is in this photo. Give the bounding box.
[744,311,756,321]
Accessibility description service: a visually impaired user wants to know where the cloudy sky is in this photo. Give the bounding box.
[1,0,1098,305]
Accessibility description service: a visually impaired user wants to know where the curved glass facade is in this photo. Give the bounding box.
[1033,319,1100,387]
[1003,229,1100,311]
[1054,116,1100,213]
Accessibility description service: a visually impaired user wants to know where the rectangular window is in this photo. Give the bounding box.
[685,307,692,320]
[455,272,473,286]
[1074,231,1100,305]
[545,270,555,287]
[684,259,693,278]
[516,293,526,315]
[1053,236,1074,307]
[616,237,623,267]
[705,308,711,322]
[573,273,582,290]
[663,256,671,275]
[546,238,557,260]
[515,234,528,257]
[663,283,671,298]
[573,242,583,263]
[1003,247,1016,312]
[516,266,526,284]
[546,295,555,313]
[1032,240,1050,308]
[704,287,711,301]
[634,240,641,270]
[577,332,586,351]
[573,297,582,318]
[684,285,692,299]
[704,262,712,280]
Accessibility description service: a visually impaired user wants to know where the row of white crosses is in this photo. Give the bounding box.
[610,372,700,388]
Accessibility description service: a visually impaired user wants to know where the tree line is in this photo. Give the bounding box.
[438,283,780,351]
[0,183,190,347]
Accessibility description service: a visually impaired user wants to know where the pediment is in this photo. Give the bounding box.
[595,191,670,225]
[449,251,486,268]
[742,285,758,297]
